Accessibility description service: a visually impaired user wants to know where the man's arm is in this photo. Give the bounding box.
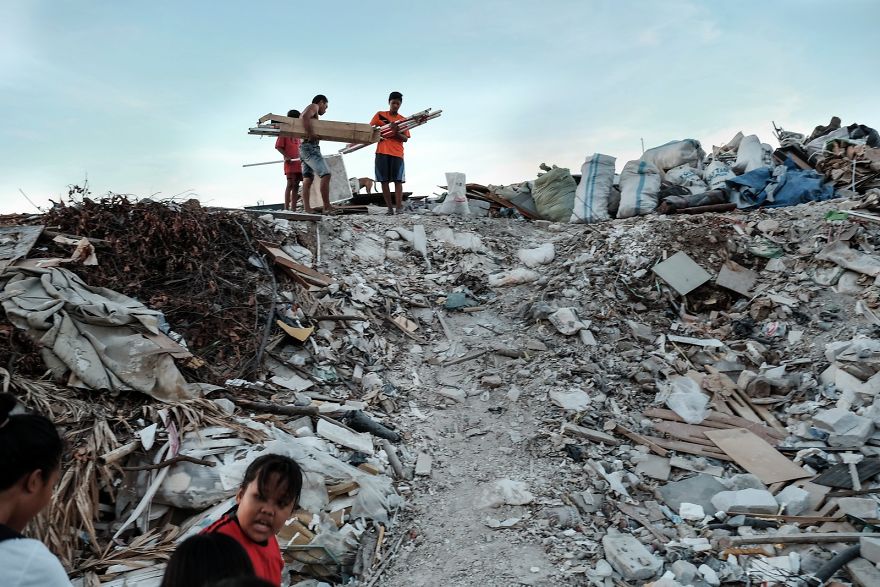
[301,104,318,141]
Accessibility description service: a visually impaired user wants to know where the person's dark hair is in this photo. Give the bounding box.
[240,454,303,508]
[388,91,403,102]
[312,94,328,104]
[208,578,275,587]
[287,109,301,118]
[0,393,63,491]
[160,534,254,587]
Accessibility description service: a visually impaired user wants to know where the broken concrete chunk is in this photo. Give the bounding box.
[836,497,879,519]
[549,389,591,412]
[678,502,705,521]
[549,307,589,336]
[860,536,880,565]
[812,407,874,447]
[415,452,432,476]
[659,474,726,513]
[634,454,671,481]
[846,557,880,587]
[775,485,811,516]
[652,251,711,296]
[671,560,698,584]
[626,320,654,343]
[711,488,779,515]
[601,530,663,582]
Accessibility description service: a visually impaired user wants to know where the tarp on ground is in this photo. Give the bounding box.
[1,266,199,402]
[727,157,836,209]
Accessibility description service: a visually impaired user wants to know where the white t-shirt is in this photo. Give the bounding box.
[0,536,72,586]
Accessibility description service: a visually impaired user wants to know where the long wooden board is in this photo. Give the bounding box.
[705,427,810,484]
[257,114,379,144]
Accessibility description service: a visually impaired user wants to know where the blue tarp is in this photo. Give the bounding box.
[727,157,836,208]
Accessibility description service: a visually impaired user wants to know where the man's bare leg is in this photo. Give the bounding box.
[290,179,303,212]
[381,181,393,214]
[320,174,334,213]
[302,176,314,212]
[394,181,404,213]
[284,177,294,210]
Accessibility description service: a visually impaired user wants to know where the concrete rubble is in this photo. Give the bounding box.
[3,114,880,586]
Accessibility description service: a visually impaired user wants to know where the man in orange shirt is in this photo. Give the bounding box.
[370,91,410,215]
[274,109,310,212]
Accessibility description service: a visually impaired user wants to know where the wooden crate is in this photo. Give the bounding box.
[258,113,379,144]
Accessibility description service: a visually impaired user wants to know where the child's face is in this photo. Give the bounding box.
[235,472,297,543]
[389,99,401,114]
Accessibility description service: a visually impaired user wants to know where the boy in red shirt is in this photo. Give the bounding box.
[370,91,410,215]
[202,454,303,586]
[274,110,309,212]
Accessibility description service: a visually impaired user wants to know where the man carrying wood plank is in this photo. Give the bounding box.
[275,109,310,212]
[371,91,410,215]
[300,95,335,213]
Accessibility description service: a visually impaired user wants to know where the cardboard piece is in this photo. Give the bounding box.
[652,252,711,295]
[277,320,314,342]
[705,427,811,484]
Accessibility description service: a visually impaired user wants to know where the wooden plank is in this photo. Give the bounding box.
[643,408,786,440]
[733,388,787,434]
[641,435,733,461]
[256,114,379,144]
[562,422,620,446]
[651,421,720,447]
[613,425,668,457]
[258,241,334,286]
[705,427,810,484]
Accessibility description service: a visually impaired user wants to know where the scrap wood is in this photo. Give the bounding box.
[258,240,334,286]
[224,396,319,417]
[122,454,215,472]
[727,513,880,525]
[236,207,323,222]
[363,528,411,587]
[722,532,880,547]
[562,422,620,446]
[651,421,723,447]
[704,428,810,484]
[641,435,733,461]
[612,424,668,457]
[643,408,786,440]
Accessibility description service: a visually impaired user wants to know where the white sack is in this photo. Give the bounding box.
[433,172,470,215]
[617,160,661,218]
[732,134,765,174]
[640,139,705,176]
[570,153,616,223]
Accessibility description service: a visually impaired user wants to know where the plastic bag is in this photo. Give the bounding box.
[664,375,709,424]
[433,172,470,215]
[570,153,616,224]
[517,242,555,268]
[617,160,661,218]
[533,165,577,222]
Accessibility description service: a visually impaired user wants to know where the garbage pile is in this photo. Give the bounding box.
[301,189,880,585]
[1,194,410,586]
[451,116,879,224]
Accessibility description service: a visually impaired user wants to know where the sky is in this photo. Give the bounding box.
[1,0,878,213]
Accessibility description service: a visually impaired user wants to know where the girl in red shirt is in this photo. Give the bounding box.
[202,454,303,586]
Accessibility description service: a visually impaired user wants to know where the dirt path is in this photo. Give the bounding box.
[378,304,575,586]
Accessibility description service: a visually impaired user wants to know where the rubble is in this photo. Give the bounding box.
[6,114,880,586]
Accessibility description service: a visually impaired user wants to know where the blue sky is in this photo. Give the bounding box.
[1,0,878,213]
